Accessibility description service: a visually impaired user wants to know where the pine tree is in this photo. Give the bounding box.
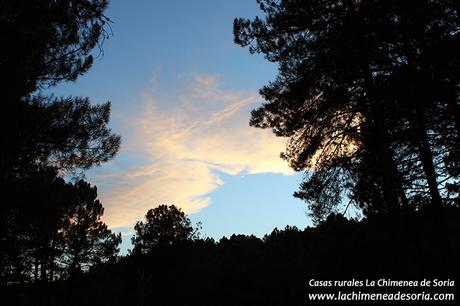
[234,0,460,221]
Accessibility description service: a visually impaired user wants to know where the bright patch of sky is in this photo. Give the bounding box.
[50,0,311,253]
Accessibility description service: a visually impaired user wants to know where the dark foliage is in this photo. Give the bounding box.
[0,167,70,284]
[234,0,460,222]
[2,206,458,306]
[0,0,110,98]
[131,204,200,254]
[1,96,120,176]
[0,0,120,286]
[0,0,120,175]
[60,180,121,276]
[0,174,121,284]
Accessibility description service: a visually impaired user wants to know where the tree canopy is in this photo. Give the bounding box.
[60,180,121,276]
[1,170,120,283]
[0,0,120,176]
[131,205,200,254]
[3,207,459,305]
[0,0,111,99]
[2,96,120,177]
[0,0,121,285]
[234,0,460,221]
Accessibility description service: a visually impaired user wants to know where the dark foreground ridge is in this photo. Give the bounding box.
[2,206,458,306]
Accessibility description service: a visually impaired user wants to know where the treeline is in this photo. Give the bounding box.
[0,0,121,284]
[2,206,458,306]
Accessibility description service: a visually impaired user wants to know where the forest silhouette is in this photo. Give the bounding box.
[1,0,459,305]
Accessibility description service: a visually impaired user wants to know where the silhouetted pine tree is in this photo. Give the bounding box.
[234,0,460,222]
[0,0,120,285]
[60,180,121,277]
[131,205,200,254]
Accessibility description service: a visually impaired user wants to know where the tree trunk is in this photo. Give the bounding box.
[40,255,47,282]
[362,62,407,212]
[414,106,442,207]
[34,255,39,283]
[49,240,55,282]
[371,110,408,212]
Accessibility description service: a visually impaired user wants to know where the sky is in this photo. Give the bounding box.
[51,0,312,252]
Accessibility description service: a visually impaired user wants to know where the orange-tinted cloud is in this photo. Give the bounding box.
[93,75,292,228]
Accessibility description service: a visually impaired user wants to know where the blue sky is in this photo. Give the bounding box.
[51,0,311,252]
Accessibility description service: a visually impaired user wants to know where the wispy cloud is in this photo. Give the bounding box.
[92,74,292,228]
